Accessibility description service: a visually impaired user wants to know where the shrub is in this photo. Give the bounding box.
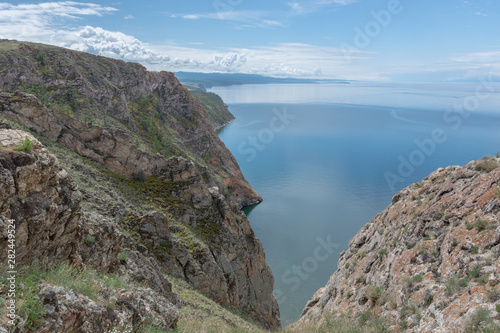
[413,274,424,283]
[464,308,499,333]
[474,220,489,232]
[84,236,96,245]
[469,265,482,279]
[13,136,35,152]
[118,251,129,261]
[445,276,469,296]
[423,289,433,306]
[434,210,444,219]
[475,157,498,173]
[406,242,416,249]
[379,248,387,255]
[452,238,459,247]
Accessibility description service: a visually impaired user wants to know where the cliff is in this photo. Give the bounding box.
[0,39,279,332]
[298,157,500,332]
[0,39,260,208]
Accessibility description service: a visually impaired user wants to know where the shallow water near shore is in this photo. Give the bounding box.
[212,82,500,326]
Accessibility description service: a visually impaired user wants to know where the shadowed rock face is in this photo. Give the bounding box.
[298,158,500,332]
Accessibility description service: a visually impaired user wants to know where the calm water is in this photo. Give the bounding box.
[211,82,500,326]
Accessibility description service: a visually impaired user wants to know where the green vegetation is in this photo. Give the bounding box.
[464,308,500,333]
[84,235,96,245]
[0,261,130,331]
[444,275,469,296]
[469,265,482,279]
[13,136,34,152]
[190,90,235,129]
[475,220,489,232]
[475,157,499,173]
[117,251,129,261]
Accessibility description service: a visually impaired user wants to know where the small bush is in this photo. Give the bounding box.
[434,210,444,219]
[445,276,469,296]
[413,274,424,283]
[117,251,129,261]
[406,242,416,249]
[13,136,35,152]
[84,236,96,245]
[423,289,433,306]
[379,248,387,255]
[452,238,459,247]
[475,157,498,173]
[469,265,482,279]
[475,220,489,232]
[464,308,499,333]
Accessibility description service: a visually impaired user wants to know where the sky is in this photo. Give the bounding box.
[0,0,499,81]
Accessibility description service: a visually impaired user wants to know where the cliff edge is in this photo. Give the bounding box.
[298,157,500,332]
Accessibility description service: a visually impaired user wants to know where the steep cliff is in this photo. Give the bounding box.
[0,40,279,331]
[0,39,260,208]
[299,157,500,332]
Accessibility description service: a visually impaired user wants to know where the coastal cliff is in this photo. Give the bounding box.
[0,40,279,332]
[298,157,500,332]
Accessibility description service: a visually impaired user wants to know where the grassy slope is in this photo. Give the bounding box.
[189,90,235,130]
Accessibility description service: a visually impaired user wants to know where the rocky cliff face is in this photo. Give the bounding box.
[299,157,500,332]
[0,129,179,332]
[0,89,279,329]
[0,39,261,208]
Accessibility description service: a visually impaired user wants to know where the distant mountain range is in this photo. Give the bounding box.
[174,72,350,90]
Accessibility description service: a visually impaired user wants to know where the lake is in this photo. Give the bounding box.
[211,81,500,326]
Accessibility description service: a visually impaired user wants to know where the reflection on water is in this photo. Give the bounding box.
[212,83,500,326]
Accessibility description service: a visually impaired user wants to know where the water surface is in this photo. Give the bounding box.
[212,82,500,326]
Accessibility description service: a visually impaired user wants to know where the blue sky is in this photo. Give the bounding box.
[0,0,499,81]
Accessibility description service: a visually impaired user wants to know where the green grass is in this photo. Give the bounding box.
[0,261,131,331]
[13,136,35,152]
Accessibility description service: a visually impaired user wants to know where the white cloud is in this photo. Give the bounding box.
[124,14,134,20]
[178,10,284,28]
[0,2,166,64]
[65,26,169,63]
[0,1,379,80]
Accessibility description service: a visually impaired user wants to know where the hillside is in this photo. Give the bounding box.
[298,156,500,332]
[0,39,260,208]
[0,40,279,332]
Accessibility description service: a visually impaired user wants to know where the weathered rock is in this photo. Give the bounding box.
[298,158,500,332]
[79,212,123,273]
[0,129,82,267]
[30,284,178,333]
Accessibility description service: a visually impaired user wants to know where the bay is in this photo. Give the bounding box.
[211,82,500,326]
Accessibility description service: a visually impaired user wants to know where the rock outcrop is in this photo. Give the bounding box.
[0,129,82,267]
[0,129,179,332]
[299,157,500,332]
